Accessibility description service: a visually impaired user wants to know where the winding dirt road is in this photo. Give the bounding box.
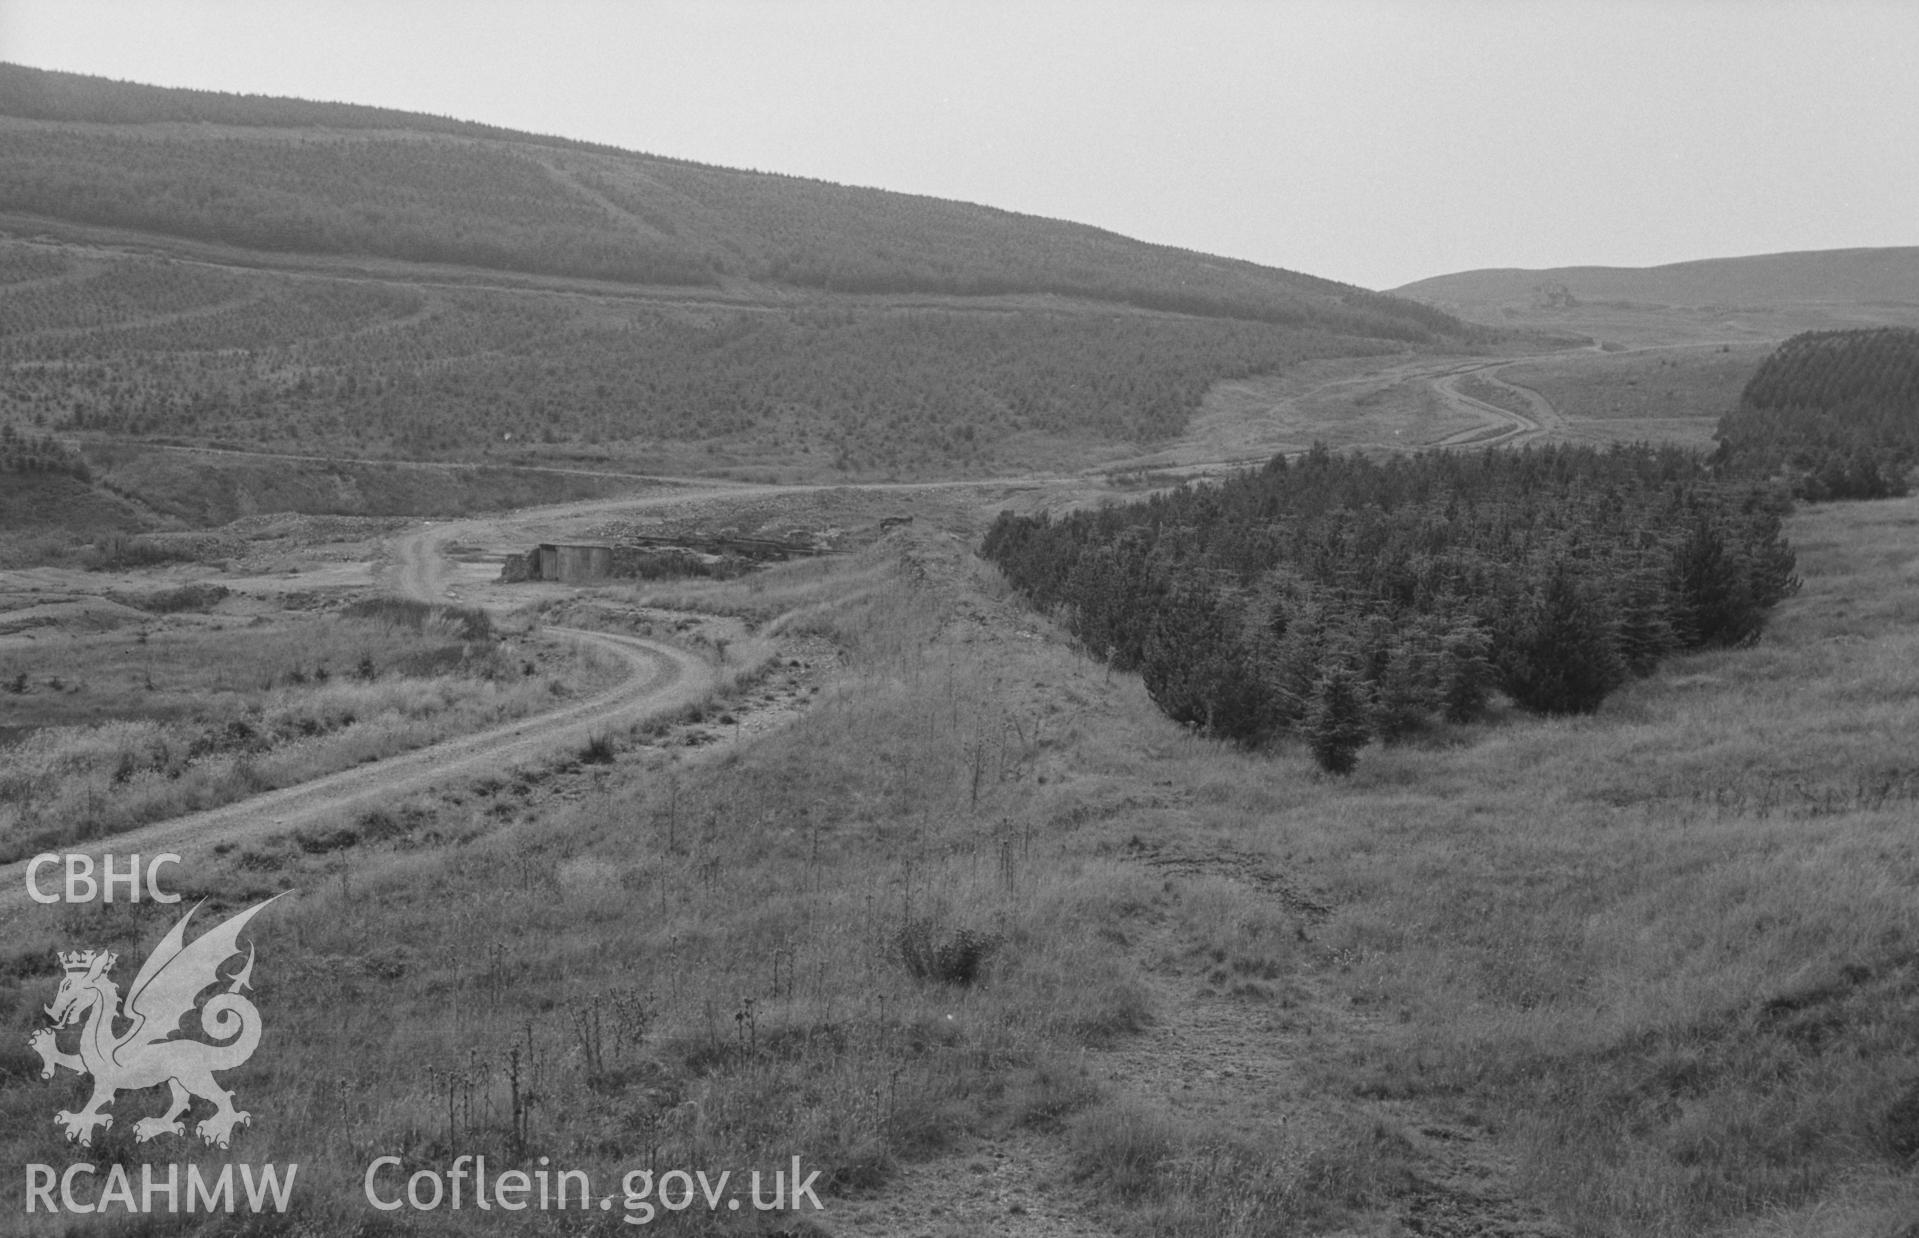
[1427,359,1568,448]
[0,512,717,921]
[0,354,1574,922]
[1091,347,1585,485]
[1427,358,1573,447]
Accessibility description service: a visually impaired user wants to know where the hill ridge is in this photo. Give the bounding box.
[1398,245,1919,310]
[0,62,1458,337]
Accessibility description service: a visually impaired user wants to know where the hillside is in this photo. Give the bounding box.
[0,64,1487,531]
[0,242,1418,483]
[0,63,1455,337]
[1394,247,1919,350]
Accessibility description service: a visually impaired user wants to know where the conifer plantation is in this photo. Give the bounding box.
[983,444,1800,770]
[1714,326,1919,499]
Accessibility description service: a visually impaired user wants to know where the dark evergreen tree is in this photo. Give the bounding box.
[1436,620,1494,724]
[1612,567,1678,676]
[1306,665,1371,775]
[1498,565,1626,715]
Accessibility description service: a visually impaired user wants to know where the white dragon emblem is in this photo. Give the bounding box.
[28,894,284,1149]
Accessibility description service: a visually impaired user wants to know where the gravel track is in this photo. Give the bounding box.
[1427,359,1569,448]
[0,511,718,922]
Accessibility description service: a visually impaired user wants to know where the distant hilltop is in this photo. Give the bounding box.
[1396,247,1919,313]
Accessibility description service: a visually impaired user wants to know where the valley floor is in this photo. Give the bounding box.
[7,484,1917,1236]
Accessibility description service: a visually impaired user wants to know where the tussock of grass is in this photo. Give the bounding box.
[104,581,232,613]
[1067,1100,1418,1236]
[895,918,997,986]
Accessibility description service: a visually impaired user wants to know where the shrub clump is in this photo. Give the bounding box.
[897,919,998,986]
[341,597,495,642]
[110,582,232,614]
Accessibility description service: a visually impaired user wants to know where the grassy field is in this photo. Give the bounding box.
[1501,343,1771,449]
[1453,368,1535,418]
[1243,493,1919,1235]
[4,495,1914,1234]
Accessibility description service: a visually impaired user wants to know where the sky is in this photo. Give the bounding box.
[0,0,1914,291]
